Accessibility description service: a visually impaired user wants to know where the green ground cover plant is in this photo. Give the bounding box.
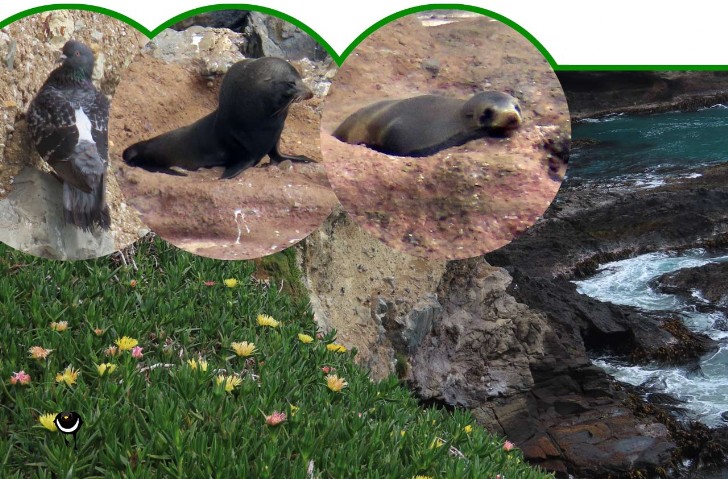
[0,236,553,479]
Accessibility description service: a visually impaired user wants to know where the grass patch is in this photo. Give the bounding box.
[0,237,552,478]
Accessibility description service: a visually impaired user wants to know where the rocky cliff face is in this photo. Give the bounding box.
[411,259,548,406]
[299,209,696,477]
[557,71,728,119]
[299,206,446,379]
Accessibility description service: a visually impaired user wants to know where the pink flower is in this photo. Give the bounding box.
[321,366,336,374]
[131,346,144,359]
[503,440,515,451]
[204,281,216,286]
[265,411,287,426]
[10,370,31,385]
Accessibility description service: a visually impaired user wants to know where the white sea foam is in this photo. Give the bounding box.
[576,250,728,426]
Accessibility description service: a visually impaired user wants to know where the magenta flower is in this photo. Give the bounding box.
[265,411,287,426]
[131,346,144,359]
[10,370,31,385]
[503,440,515,451]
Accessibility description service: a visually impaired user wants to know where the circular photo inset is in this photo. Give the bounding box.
[322,10,570,260]
[0,10,148,260]
[111,10,338,260]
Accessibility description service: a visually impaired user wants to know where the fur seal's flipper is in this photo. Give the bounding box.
[220,161,254,180]
[123,112,224,174]
[266,143,314,167]
[333,91,522,157]
[123,57,313,180]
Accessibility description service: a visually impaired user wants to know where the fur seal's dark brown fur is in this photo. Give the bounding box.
[123,57,313,179]
[333,91,522,157]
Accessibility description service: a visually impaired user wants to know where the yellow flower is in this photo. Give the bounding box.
[215,374,242,393]
[188,357,209,371]
[96,363,117,376]
[464,424,473,434]
[289,404,299,417]
[400,430,406,437]
[325,374,348,392]
[28,346,53,360]
[231,341,256,357]
[39,413,58,432]
[413,476,433,479]
[115,336,138,351]
[298,333,314,344]
[223,278,238,288]
[257,314,280,328]
[326,343,347,353]
[55,366,79,386]
[50,321,68,332]
[430,438,445,449]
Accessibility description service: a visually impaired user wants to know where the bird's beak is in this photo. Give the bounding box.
[56,53,67,64]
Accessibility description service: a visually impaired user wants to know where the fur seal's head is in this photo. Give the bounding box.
[463,91,522,134]
[225,57,313,118]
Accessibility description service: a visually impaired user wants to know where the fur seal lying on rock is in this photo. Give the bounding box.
[333,91,522,157]
[123,57,314,179]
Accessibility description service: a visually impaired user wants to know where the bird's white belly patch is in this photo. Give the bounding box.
[56,417,80,433]
[74,108,95,144]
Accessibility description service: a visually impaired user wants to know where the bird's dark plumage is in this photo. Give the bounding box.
[27,40,111,231]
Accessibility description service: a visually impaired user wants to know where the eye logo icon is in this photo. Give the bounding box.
[54,411,83,448]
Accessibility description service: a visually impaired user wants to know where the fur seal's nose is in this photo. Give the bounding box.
[299,85,314,101]
[493,110,522,130]
[122,146,139,165]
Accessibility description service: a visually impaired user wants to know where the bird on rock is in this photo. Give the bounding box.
[27,40,111,231]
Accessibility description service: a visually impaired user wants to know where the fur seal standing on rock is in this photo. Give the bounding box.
[333,91,522,157]
[123,57,314,179]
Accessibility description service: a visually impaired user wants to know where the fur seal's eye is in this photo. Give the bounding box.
[480,108,494,124]
[514,104,522,115]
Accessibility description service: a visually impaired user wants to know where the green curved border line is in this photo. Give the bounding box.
[0,3,338,60]
[0,2,726,70]
[340,4,556,67]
